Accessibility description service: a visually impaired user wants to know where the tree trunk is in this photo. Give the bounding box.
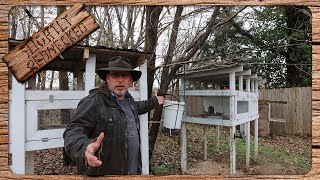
[232,6,310,87]
[284,6,308,86]
[83,5,92,45]
[145,6,163,99]
[26,6,31,37]
[144,6,163,160]
[59,71,70,124]
[57,6,71,124]
[49,71,54,90]
[40,71,46,90]
[9,10,17,39]
[148,6,183,159]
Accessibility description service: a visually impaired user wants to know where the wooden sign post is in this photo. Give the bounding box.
[2,3,99,82]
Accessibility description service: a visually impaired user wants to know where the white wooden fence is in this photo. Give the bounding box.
[8,53,150,175]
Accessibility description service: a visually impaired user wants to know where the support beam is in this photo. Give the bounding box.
[268,103,271,134]
[83,48,90,61]
[255,81,259,93]
[181,123,187,173]
[246,78,250,92]
[139,59,149,175]
[11,75,26,175]
[229,72,236,91]
[250,80,254,93]
[254,119,259,161]
[230,126,236,175]
[203,125,208,161]
[216,125,220,152]
[245,122,250,172]
[244,73,258,80]
[236,69,251,76]
[176,65,243,79]
[180,78,187,172]
[239,75,243,92]
[85,53,96,96]
[77,72,84,90]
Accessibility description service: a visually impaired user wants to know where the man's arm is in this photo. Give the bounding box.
[134,91,165,115]
[63,94,100,167]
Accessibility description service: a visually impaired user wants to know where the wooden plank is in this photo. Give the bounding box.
[215,125,220,152]
[254,119,259,161]
[203,125,208,161]
[83,48,89,60]
[245,122,250,172]
[311,7,320,42]
[13,90,52,101]
[10,75,25,174]
[297,87,304,135]
[259,87,312,136]
[269,118,286,123]
[2,3,99,82]
[306,86,312,135]
[230,126,236,175]
[25,138,64,152]
[312,45,320,126]
[181,90,234,96]
[176,65,243,80]
[138,59,149,174]
[313,114,320,146]
[285,88,292,135]
[183,116,232,126]
[180,122,187,173]
[20,90,85,101]
[84,53,96,96]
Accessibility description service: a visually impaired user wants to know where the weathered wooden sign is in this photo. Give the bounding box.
[2,3,99,82]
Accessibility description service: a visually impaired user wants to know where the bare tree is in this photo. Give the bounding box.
[9,8,17,39]
[144,6,163,99]
[148,6,249,157]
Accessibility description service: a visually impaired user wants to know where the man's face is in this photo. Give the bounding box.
[106,71,133,99]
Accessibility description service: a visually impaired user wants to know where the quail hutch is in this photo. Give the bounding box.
[175,64,263,175]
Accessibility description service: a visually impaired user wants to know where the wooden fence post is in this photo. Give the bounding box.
[139,58,149,175]
[84,52,96,95]
[11,75,26,174]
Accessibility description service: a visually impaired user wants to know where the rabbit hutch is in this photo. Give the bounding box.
[8,39,152,175]
[174,64,264,175]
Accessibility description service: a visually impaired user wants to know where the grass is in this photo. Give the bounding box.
[208,133,312,174]
[151,163,180,175]
[254,144,312,173]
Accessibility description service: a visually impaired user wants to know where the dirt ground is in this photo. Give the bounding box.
[33,125,311,176]
[151,125,311,176]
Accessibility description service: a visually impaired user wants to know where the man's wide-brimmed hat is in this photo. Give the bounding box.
[96,56,142,81]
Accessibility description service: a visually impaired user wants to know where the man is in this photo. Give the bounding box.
[63,56,165,176]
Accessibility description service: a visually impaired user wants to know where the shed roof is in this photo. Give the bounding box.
[8,39,152,72]
[175,64,261,83]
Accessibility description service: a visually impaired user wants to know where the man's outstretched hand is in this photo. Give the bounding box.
[85,132,104,167]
